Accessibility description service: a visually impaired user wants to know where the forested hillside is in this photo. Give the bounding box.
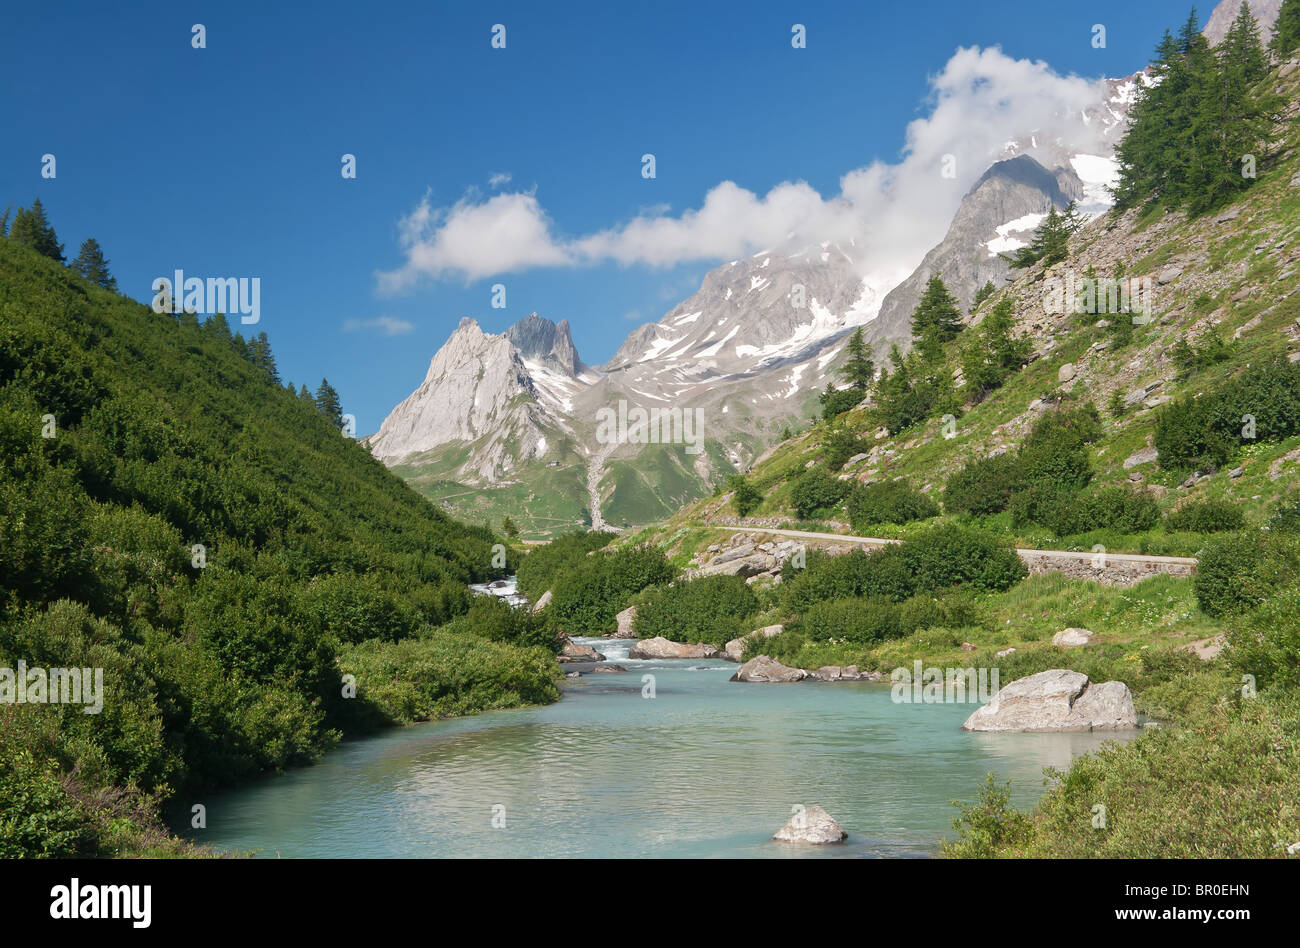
[0,229,561,856]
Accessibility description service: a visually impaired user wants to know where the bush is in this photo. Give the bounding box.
[789,467,850,519]
[898,524,1027,593]
[1014,485,1159,535]
[798,592,979,645]
[822,426,868,470]
[1165,498,1246,533]
[1155,357,1300,472]
[442,595,558,652]
[633,574,760,646]
[1194,532,1300,617]
[944,452,1025,515]
[547,544,674,635]
[1229,581,1300,692]
[516,530,616,601]
[728,475,762,516]
[847,480,939,530]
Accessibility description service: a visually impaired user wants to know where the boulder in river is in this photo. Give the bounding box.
[962,669,1137,732]
[627,636,718,660]
[772,805,846,844]
[590,664,628,674]
[722,624,784,662]
[731,655,809,683]
[558,638,606,663]
[812,665,866,681]
[612,605,638,638]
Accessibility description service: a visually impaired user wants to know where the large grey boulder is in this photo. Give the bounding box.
[612,605,638,638]
[962,669,1137,732]
[722,624,784,662]
[627,636,718,660]
[772,805,846,844]
[531,589,552,614]
[731,655,809,683]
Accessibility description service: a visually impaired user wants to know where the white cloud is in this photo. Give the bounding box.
[343,316,415,336]
[488,172,512,188]
[378,47,1112,292]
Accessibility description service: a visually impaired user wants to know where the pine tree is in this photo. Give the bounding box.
[1222,2,1268,83]
[1274,0,1300,56]
[71,238,117,290]
[8,198,65,262]
[298,384,314,405]
[501,516,519,538]
[1061,200,1087,235]
[910,275,963,362]
[0,204,10,237]
[961,298,1030,399]
[1010,206,1071,269]
[971,281,997,312]
[315,379,343,428]
[838,327,874,391]
[248,332,280,383]
[206,312,231,337]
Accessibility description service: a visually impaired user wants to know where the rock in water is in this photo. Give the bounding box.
[613,605,638,638]
[962,669,1137,732]
[772,805,846,844]
[558,640,606,663]
[627,636,718,660]
[731,655,809,683]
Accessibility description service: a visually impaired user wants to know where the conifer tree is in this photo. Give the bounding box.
[1010,205,1070,269]
[910,275,963,362]
[961,298,1030,399]
[971,281,997,312]
[1222,2,1268,83]
[315,379,343,428]
[249,332,280,383]
[1274,0,1300,56]
[0,204,10,237]
[8,198,65,262]
[838,327,874,391]
[71,238,117,290]
[298,383,314,404]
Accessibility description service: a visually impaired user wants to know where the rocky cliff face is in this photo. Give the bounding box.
[1202,0,1282,47]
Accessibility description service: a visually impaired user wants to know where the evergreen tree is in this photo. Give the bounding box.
[298,383,315,405]
[206,312,231,337]
[501,516,519,538]
[1061,200,1087,235]
[1010,205,1070,269]
[1222,2,1268,83]
[315,378,344,428]
[1274,0,1300,56]
[838,327,874,391]
[0,204,10,237]
[249,332,280,383]
[910,275,963,362]
[8,198,65,262]
[71,238,117,290]
[961,298,1030,399]
[971,281,997,312]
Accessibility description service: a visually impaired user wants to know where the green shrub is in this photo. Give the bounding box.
[633,574,760,646]
[1228,581,1300,691]
[798,592,978,645]
[944,452,1025,515]
[1155,357,1300,472]
[847,480,939,530]
[547,544,674,635]
[728,475,763,516]
[897,524,1027,593]
[1194,532,1300,617]
[822,426,868,470]
[516,530,616,601]
[789,467,850,519]
[1165,498,1246,533]
[442,595,558,652]
[1014,485,1159,535]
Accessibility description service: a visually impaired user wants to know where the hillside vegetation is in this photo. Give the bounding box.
[0,229,561,857]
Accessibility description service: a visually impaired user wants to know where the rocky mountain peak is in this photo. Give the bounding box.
[1203,0,1282,47]
[505,312,583,377]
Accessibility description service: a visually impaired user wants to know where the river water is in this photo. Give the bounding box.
[182,635,1136,858]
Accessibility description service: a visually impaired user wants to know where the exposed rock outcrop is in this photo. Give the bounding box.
[612,605,638,638]
[722,624,784,662]
[1052,627,1095,648]
[962,669,1137,732]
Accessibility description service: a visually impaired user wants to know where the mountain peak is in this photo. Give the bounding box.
[505,312,583,377]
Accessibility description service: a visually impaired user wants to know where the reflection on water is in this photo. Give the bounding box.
[182,637,1137,858]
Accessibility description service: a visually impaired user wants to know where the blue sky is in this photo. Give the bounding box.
[2,0,1197,432]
